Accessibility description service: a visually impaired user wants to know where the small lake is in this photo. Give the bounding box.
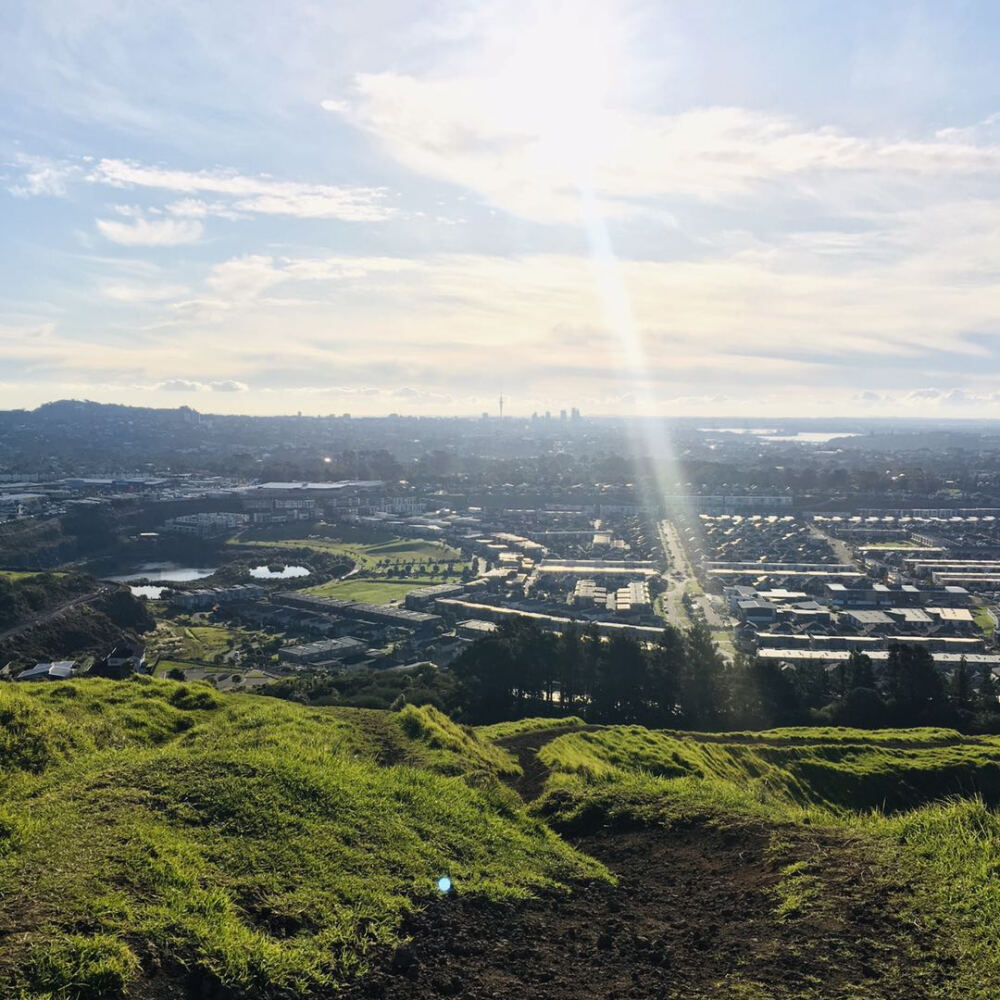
[130,585,168,599]
[106,563,217,583]
[249,564,311,579]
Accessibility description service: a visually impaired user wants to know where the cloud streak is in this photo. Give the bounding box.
[96,215,204,246]
[328,74,1000,221]
[90,158,395,222]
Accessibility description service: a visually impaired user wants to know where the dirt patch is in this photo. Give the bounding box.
[495,725,594,802]
[341,820,954,1000]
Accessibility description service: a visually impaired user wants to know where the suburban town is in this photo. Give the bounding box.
[3,404,1000,716]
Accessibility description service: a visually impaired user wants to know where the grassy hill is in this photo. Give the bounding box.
[531,725,1000,997]
[0,681,602,998]
[1,684,998,998]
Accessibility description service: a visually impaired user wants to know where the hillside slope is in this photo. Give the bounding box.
[1,686,998,998]
[0,681,604,998]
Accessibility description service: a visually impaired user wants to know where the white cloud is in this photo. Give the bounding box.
[90,158,394,222]
[204,255,283,300]
[96,215,203,246]
[158,378,202,392]
[6,153,79,198]
[326,74,1000,222]
[156,378,248,392]
[165,198,244,220]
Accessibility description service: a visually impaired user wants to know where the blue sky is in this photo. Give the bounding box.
[3,0,1000,416]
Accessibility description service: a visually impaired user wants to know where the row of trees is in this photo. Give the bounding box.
[449,619,1000,732]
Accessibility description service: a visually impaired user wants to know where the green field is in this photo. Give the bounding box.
[147,622,242,664]
[233,535,472,605]
[303,577,446,603]
[235,536,463,571]
[235,535,468,605]
[973,605,996,637]
[0,570,64,581]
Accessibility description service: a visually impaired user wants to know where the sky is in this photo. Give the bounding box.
[3,0,1000,418]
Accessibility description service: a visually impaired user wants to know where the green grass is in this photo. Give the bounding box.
[303,578,444,603]
[147,622,248,665]
[533,725,1000,996]
[537,727,1000,813]
[477,716,587,742]
[0,570,65,581]
[689,725,978,745]
[0,681,605,998]
[973,605,996,637]
[6,682,1000,998]
[239,535,472,605]
[235,537,463,571]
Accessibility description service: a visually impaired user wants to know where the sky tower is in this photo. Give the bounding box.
[499,394,504,420]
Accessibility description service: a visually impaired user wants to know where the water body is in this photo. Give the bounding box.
[106,563,217,583]
[761,432,861,443]
[249,564,311,580]
[699,427,859,444]
[130,585,168,599]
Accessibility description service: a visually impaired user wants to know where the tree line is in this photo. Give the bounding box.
[449,619,1000,732]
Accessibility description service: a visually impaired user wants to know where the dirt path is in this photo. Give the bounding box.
[495,725,595,802]
[342,725,957,999]
[343,820,952,1000]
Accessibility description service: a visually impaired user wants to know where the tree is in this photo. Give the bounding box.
[883,644,947,725]
[837,686,888,728]
[847,650,876,691]
[679,621,725,728]
[556,624,583,710]
[978,664,999,715]
[749,658,801,728]
[645,626,684,724]
[949,657,973,711]
[591,634,646,723]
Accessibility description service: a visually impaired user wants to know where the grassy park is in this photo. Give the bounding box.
[236,534,469,605]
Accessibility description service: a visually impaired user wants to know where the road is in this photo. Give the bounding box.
[0,587,107,644]
[657,519,692,628]
[808,523,858,568]
[657,519,733,653]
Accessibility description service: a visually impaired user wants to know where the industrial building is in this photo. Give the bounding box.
[278,637,367,666]
[277,592,442,635]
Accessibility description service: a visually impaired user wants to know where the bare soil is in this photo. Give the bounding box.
[341,727,956,1000]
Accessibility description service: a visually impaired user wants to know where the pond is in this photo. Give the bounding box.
[106,562,217,583]
[130,585,169,599]
[249,564,311,579]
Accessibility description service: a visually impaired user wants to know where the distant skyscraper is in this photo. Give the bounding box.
[571,407,581,421]
[560,409,567,421]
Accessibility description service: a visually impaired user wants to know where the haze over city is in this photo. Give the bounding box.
[5,0,1000,417]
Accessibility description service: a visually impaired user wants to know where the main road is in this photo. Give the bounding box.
[657,519,730,641]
